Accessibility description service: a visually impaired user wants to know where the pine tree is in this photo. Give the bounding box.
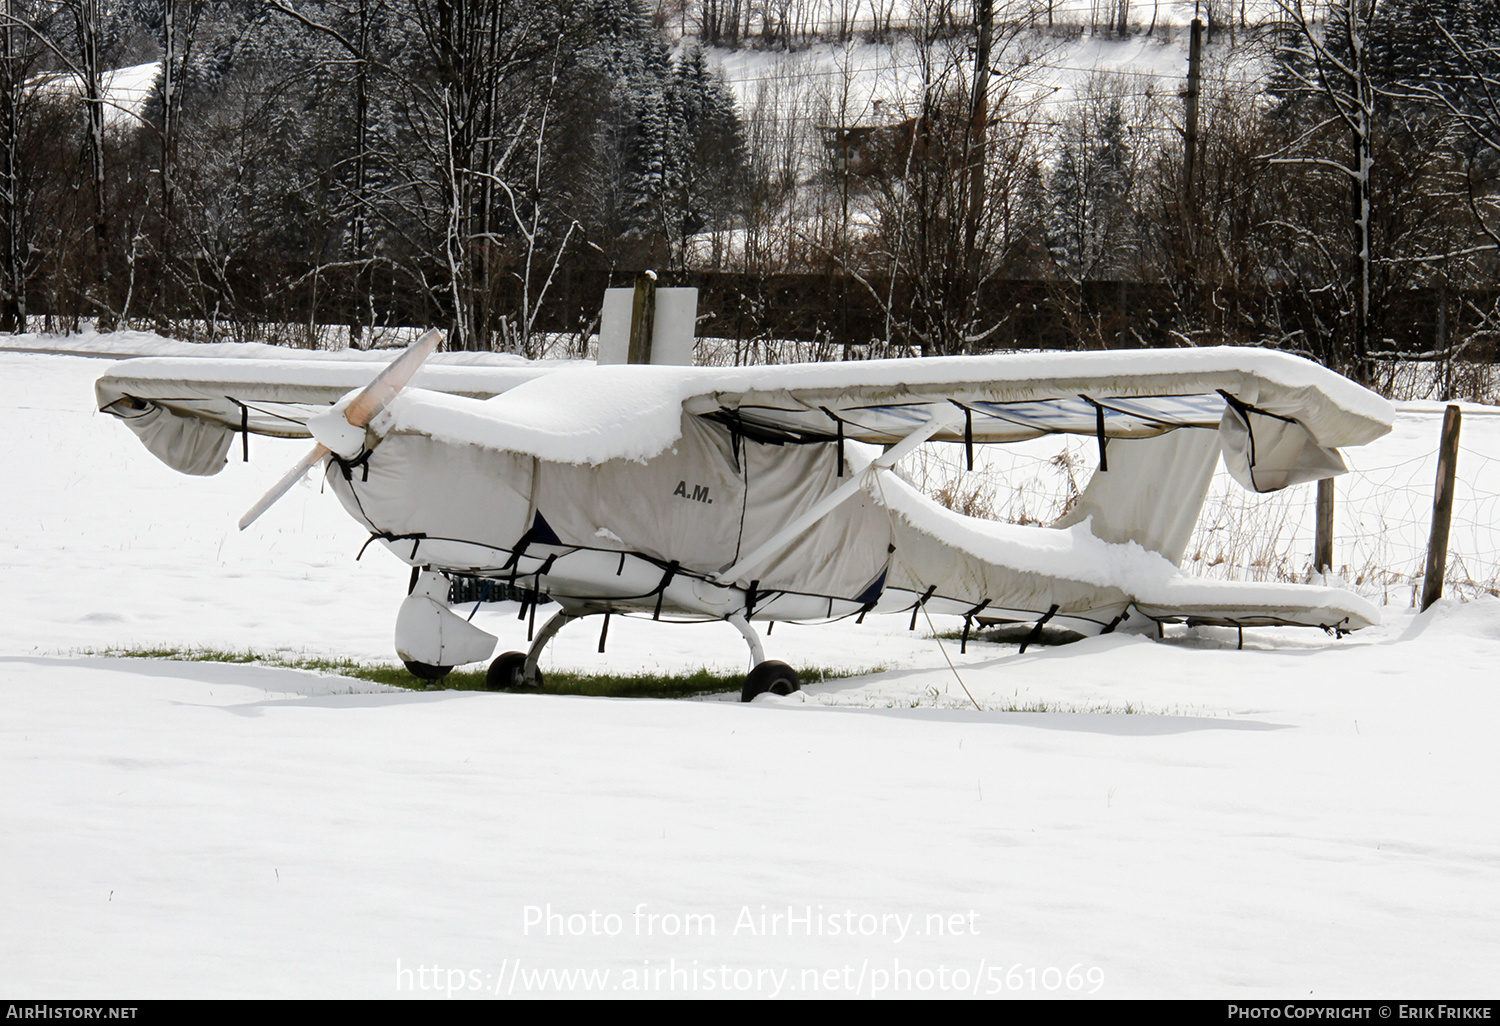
[669,45,747,249]
[1046,94,1136,282]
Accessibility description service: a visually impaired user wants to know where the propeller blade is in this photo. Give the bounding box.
[238,443,329,531]
[343,328,443,428]
[237,329,444,531]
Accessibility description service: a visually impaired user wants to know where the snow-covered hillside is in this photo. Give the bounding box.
[702,9,1267,129]
[3,343,1498,997]
[709,27,1221,117]
[32,61,160,130]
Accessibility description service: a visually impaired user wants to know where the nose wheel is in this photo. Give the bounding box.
[402,659,453,681]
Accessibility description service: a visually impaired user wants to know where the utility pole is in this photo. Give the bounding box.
[1183,16,1203,211]
[962,0,993,354]
[1179,15,1203,328]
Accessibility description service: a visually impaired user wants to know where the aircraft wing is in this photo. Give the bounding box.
[684,346,1391,451]
[686,347,1395,496]
[95,354,554,475]
[372,346,1391,493]
[99,343,1393,498]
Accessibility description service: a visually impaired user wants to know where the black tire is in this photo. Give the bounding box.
[403,659,453,682]
[741,660,800,703]
[486,650,543,690]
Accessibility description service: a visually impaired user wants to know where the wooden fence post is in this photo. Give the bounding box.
[1315,477,1334,577]
[1420,404,1462,612]
[627,270,657,365]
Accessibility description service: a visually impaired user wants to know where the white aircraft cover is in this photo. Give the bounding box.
[371,348,1390,466]
[325,412,892,607]
[98,346,1391,475]
[870,469,1379,631]
[96,346,1392,631]
[95,356,552,474]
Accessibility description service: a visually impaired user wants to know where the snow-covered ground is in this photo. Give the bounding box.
[3,341,1498,998]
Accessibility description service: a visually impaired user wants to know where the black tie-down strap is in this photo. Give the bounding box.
[330,448,374,482]
[1019,604,1060,654]
[502,527,540,575]
[235,400,249,462]
[965,406,973,471]
[1080,395,1108,472]
[517,554,558,641]
[820,407,846,477]
[358,532,427,563]
[959,600,991,654]
[652,561,681,621]
[908,585,937,631]
[944,399,976,471]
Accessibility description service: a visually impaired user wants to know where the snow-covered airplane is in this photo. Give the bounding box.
[96,334,1393,700]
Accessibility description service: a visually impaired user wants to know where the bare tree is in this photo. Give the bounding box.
[486,35,583,358]
[0,0,135,330]
[389,0,550,351]
[0,0,50,331]
[1401,14,1500,261]
[1266,0,1382,380]
[266,0,387,346]
[856,0,1049,355]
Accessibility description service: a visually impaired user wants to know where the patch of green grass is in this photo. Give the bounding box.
[930,624,1088,648]
[78,646,881,699]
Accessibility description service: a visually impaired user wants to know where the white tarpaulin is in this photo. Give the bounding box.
[870,470,1379,632]
[328,412,892,610]
[1051,428,1223,565]
[98,345,1393,634]
[1219,401,1349,493]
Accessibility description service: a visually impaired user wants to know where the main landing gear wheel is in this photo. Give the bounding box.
[486,651,544,691]
[403,659,453,682]
[741,660,800,703]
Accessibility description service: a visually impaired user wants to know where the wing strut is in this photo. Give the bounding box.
[713,406,964,586]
